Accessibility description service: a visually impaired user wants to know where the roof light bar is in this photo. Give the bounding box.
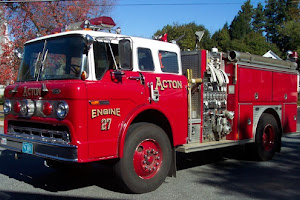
[51,16,117,34]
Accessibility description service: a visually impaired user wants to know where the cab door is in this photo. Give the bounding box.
[86,41,148,159]
[86,71,147,159]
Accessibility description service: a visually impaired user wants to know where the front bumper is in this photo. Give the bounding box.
[0,133,78,162]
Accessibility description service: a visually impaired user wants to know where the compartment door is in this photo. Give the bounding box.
[238,103,253,140]
[283,103,297,133]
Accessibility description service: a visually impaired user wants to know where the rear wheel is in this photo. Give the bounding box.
[255,113,281,161]
[114,122,172,193]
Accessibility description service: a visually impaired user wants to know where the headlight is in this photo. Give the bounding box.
[56,101,69,119]
[3,100,12,114]
[20,99,35,117]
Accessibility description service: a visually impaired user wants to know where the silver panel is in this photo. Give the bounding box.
[188,119,201,143]
[238,62,298,74]
[253,105,282,140]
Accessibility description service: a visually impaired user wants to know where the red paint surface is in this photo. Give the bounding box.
[238,104,253,140]
[273,72,298,102]
[238,67,273,102]
[283,103,297,133]
[5,70,188,162]
[4,52,298,163]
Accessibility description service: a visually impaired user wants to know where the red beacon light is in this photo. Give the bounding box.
[87,16,116,29]
[69,16,116,32]
[287,51,298,62]
[50,26,63,34]
[51,16,119,34]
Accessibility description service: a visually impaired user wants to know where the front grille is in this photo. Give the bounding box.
[7,121,71,144]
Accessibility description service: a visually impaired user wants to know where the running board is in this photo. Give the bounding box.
[176,139,253,153]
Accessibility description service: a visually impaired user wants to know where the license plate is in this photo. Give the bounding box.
[1,138,7,145]
[22,142,33,154]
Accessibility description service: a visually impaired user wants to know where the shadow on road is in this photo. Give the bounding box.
[0,133,299,199]
[189,133,300,200]
[0,150,127,194]
[0,190,118,200]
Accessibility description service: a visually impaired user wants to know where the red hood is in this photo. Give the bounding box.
[5,80,87,100]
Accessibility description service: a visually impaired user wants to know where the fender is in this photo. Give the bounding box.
[252,105,282,141]
[117,104,172,158]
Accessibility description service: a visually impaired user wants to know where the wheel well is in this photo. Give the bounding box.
[263,108,283,136]
[131,109,173,146]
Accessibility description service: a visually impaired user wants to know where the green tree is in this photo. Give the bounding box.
[252,3,265,34]
[278,20,300,53]
[264,0,299,52]
[229,0,253,40]
[231,32,280,55]
[211,23,231,52]
[153,22,213,51]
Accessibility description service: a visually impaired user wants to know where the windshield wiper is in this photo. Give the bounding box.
[36,40,48,81]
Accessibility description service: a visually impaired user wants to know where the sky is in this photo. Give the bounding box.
[111,0,265,39]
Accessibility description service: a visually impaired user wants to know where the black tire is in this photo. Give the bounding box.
[255,113,281,161]
[114,122,172,194]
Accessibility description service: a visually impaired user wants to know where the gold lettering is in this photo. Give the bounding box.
[110,109,115,116]
[22,87,42,97]
[172,81,177,88]
[116,108,120,116]
[154,77,183,91]
[177,81,182,89]
[36,88,41,96]
[91,108,121,119]
[162,80,168,89]
[168,80,172,88]
[23,86,27,97]
[155,77,164,91]
[103,109,108,115]
[92,109,97,119]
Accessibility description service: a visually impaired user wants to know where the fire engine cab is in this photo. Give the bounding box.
[0,17,298,193]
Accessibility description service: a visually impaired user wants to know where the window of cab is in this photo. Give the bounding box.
[158,51,179,73]
[93,41,119,80]
[138,48,154,71]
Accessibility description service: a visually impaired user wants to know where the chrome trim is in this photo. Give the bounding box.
[0,134,78,162]
[56,101,69,119]
[3,99,12,114]
[237,62,298,74]
[176,139,253,153]
[8,125,70,144]
[253,105,282,141]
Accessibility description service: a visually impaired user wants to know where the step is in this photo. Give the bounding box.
[176,139,253,153]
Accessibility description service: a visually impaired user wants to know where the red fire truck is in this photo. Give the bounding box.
[0,17,298,193]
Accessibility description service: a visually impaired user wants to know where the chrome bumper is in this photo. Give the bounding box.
[0,133,78,162]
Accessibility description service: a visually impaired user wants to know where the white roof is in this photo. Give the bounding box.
[25,30,179,50]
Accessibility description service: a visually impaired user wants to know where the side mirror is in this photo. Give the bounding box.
[84,34,94,50]
[13,48,23,59]
[118,39,132,70]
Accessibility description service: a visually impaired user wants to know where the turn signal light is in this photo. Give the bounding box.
[43,102,53,116]
[14,101,21,113]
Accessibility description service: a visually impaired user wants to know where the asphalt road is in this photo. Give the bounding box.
[0,112,299,200]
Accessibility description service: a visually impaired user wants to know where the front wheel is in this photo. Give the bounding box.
[114,122,172,193]
[255,113,281,161]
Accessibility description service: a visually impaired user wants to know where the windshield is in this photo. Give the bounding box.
[18,35,86,81]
